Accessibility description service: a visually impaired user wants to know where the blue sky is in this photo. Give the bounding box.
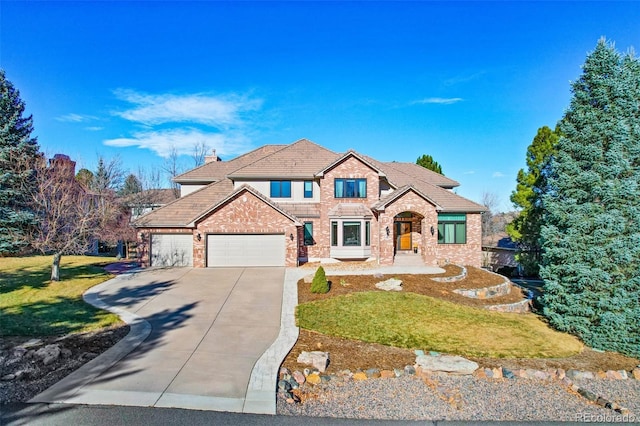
[2,1,639,211]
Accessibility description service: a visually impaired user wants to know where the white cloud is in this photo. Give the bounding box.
[85,126,103,131]
[112,89,262,128]
[463,170,476,175]
[104,128,249,158]
[411,97,463,105]
[492,172,505,178]
[56,113,98,122]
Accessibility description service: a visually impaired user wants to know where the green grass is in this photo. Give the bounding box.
[0,255,122,336]
[296,291,583,358]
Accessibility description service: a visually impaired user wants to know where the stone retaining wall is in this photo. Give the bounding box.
[485,298,532,313]
[430,265,467,282]
[453,281,511,299]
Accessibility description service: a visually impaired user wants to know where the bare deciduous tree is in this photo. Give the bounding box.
[192,141,209,168]
[481,191,500,246]
[161,147,183,198]
[20,155,120,281]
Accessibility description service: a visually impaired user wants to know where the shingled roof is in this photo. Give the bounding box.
[174,144,287,183]
[228,139,339,179]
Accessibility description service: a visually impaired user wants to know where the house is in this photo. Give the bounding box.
[134,139,486,268]
[123,188,180,220]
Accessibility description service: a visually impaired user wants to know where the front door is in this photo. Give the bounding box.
[396,221,412,250]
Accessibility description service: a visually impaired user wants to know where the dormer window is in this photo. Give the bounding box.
[270,180,291,198]
[334,178,366,198]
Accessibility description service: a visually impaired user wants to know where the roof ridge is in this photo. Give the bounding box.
[174,144,288,180]
[382,161,460,187]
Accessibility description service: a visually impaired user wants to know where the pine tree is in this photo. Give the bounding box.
[311,266,329,294]
[540,39,640,357]
[507,125,560,276]
[120,173,142,196]
[0,70,40,254]
[416,154,443,175]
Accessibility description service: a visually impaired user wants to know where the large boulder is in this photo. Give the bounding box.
[375,278,403,291]
[415,354,478,375]
[297,351,330,373]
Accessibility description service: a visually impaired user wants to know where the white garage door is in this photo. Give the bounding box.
[207,234,285,267]
[150,234,193,267]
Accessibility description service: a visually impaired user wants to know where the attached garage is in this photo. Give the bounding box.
[207,234,285,267]
[150,234,193,267]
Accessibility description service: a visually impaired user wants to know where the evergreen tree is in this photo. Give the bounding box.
[75,168,94,188]
[311,266,329,294]
[120,173,143,196]
[416,154,443,175]
[507,125,560,276]
[0,70,40,254]
[540,39,640,357]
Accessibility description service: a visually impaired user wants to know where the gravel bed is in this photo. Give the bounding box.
[277,374,638,421]
[572,378,640,417]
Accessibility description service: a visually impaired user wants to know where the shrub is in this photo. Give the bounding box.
[311,266,329,294]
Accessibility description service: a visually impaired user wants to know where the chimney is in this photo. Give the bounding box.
[204,148,221,164]
[49,154,76,177]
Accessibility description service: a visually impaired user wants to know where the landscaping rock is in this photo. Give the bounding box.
[415,354,478,375]
[297,351,330,373]
[365,368,380,379]
[404,365,416,375]
[292,370,306,385]
[492,367,503,379]
[632,368,640,380]
[353,371,368,381]
[306,372,321,385]
[566,370,594,381]
[303,274,314,284]
[34,344,61,366]
[380,370,395,379]
[375,278,403,291]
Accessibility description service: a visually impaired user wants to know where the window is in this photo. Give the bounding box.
[304,222,314,246]
[365,221,370,246]
[437,213,466,244]
[331,221,338,246]
[304,181,313,198]
[343,222,361,246]
[270,180,291,198]
[334,178,366,198]
[364,221,371,246]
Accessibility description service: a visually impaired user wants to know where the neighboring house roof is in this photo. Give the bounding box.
[227,139,339,179]
[122,188,178,206]
[174,144,288,183]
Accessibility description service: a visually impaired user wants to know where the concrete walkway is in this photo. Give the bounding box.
[31,267,289,414]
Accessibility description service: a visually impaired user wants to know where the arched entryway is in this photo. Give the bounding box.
[393,211,424,254]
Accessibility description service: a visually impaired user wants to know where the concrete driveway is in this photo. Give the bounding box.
[30,267,292,414]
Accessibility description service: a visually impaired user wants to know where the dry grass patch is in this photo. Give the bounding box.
[296,291,582,359]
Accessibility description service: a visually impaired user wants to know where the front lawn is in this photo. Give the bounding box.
[297,291,582,358]
[0,255,122,336]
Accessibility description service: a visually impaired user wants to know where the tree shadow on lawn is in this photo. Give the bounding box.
[0,279,179,337]
[0,263,111,293]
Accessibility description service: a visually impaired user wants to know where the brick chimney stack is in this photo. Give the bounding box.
[204,149,222,164]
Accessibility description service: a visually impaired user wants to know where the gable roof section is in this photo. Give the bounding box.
[174,144,287,183]
[315,150,386,177]
[228,139,339,179]
[188,184,302,227]
[382,161,459,188]
[134,179,234,227]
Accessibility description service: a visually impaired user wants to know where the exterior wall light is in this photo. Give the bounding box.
[290,233,294,241]
[197,233,202,241]
[430,225,435,236]
[385,226,390,236]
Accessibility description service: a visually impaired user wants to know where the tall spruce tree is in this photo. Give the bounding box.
[540,39,640,357]
[507,125,560,276]
[0,70,40,254]
[416,154,444,175]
